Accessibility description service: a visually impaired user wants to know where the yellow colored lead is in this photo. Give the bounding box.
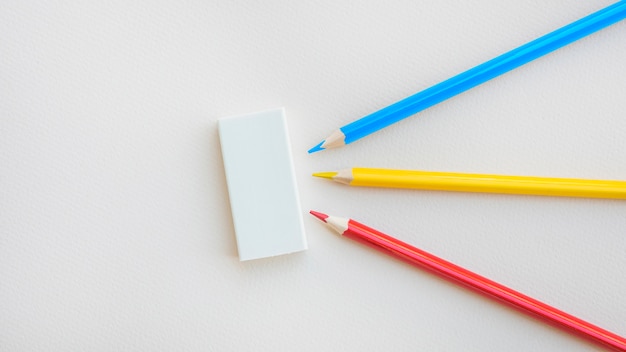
[312,172,338,179]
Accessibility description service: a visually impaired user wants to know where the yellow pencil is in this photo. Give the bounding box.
[313,168,626,199]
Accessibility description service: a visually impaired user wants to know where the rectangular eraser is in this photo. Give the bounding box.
[218,108,307,261]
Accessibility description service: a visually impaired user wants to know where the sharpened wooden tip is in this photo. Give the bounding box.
[312,172,337,179]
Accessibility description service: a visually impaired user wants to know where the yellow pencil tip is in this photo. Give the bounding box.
[312,172,337,179]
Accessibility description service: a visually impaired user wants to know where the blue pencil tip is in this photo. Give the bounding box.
[308,141,325,154]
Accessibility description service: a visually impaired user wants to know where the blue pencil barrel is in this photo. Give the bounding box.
[341,1,626,145]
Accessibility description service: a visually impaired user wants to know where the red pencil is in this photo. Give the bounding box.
[310,210,626,351]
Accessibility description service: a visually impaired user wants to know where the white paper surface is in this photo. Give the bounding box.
[1,1,625,351]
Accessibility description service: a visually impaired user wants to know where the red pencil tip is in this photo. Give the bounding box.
[309,210,329,223]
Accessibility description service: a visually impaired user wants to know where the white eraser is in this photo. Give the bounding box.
[218,108,307,261]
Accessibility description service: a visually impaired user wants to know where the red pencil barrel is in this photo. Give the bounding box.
[344,219,626,351]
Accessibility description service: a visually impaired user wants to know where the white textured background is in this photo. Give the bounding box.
[1,1,625,351]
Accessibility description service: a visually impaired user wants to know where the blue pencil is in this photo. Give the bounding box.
[309,1,626,153]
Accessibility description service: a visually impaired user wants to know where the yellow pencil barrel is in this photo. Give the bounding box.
[350,168,626,199]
